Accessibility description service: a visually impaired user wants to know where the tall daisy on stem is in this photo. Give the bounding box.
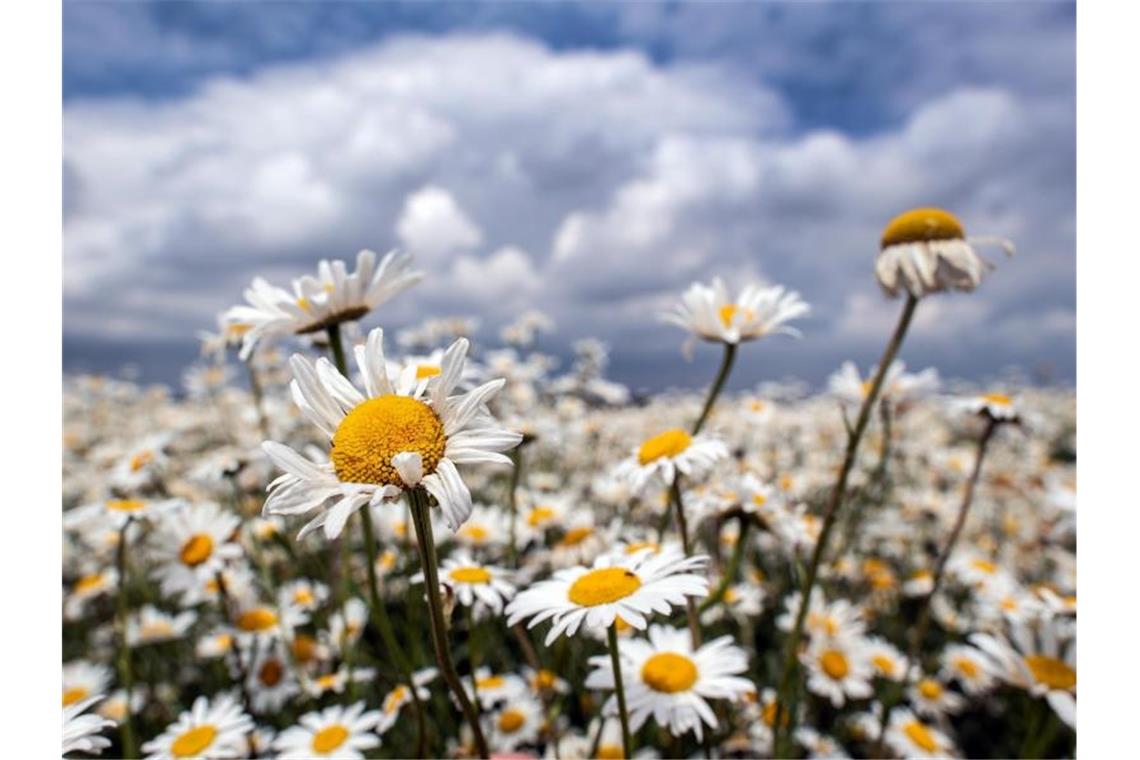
[771,207,1013,756]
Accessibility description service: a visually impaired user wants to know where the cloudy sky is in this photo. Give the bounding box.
[63,1,1075,392]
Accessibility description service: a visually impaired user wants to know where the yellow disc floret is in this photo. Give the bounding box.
[498,709,526,734]
[903,720,938,753]
[820,650,850,680]
[331,395,446,486]
[641,652,699,693]
[179,534,215,567]
[881,207,965,249]
[1025,655,1076,691]
[172,725,217,758]
[638,429,692,465]
[567,567,642,606]
[311,724,349,754]
[449,567,492,584]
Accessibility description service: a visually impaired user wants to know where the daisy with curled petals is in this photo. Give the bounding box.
[148,502,243,603]
[419,551,516,616]
[224,249,424,360]
[142,693,253,760]
[586,625,753,741]
[617,428,727,494]
[662,277,810,345]
[884,707,957,759]
[273,702,382,759]
[63,696,115,757]
[876,206,1013,298]
[505,547,709,645]
[970,617,1076,728]
[376,669,437,735]
[262,328,522,538]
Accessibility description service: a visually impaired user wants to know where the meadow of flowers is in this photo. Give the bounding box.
[62,209,1076,759]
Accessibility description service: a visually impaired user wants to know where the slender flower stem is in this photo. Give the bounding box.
[408,488,489,758]
[213,572,258,755]
[874,415,998,751]
[114,521,138,759]
[698,515,751,614]
[324,324,353,610]
[607,623,633,760]
[772,294,919,757]
[244,351,270,441]
[506,447,522,567]
[359,505,428,758]
[692,342,737,435]
[669,480,702,647]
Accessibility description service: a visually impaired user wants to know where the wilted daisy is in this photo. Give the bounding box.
[63,696,115,757]
[802,635,875,707]
[142,693,253,759]
[875,206,1013,298]
[505,548,709,645]
[586,625,753,740]
[663,277,810,345]
[487,695,544,750]
[273,702,382,759]
[262,329,522,537]
[884,707,957,758]
[617,428,727,494]
[225,249,424,359]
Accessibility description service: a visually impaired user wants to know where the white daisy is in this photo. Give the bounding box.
[586,625,753,741]
[63,696,116,757]
[65,568,118,620]
[802,635,875,707]
[884,707,958,758]
[970,618,1076,728]
[828,360,939,407]
[142,693,253,759]
[662,277,810,345]
[907,675,965,718]
[505,548,709,645]
[262,328,522,537]
[487,695,544,750]
[617,428,728,494]
[273,702,382,759]
[376,668,437,735]
[148,502,243,603]
[465,667,528,709]
[954,391,1020,422]
[63,660,112,708]
[127,605,197,647]
[423,551,516,615]
[939,644,997,696]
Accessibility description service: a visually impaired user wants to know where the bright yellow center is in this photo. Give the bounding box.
[129,451,154,472]
[74,573,105,593]
[315,674,340,690]
[450,566,492,584]
[179,534,214,567]
[820,650,849,680]
[568,567,642,606]
[258,659,284,686]
[872,654,897,677]
[918,679,943,699]
[971,559,997,575]
[751,493,768,507]
[330,395,446,486]
[624,541,660,555]
[415,364,441,380]
[384,686,408,714]
[903,720,938,753]
[983,393,1012,406]
[236,608,278,632]
[881,207,965,248]
[1025,655,1076,691]
[63,686,88,706]
[533,669,558,690]
[955,658,980,679]
[461,524,489,542]
[637,429,692,465]
[292,634,316,663]
[718,304,754,327]
[559,526,594,547]
[597,746,625,760]
[641,652,699,693]
[107,499,145,513]
[498,709,526,734]
[477,675,505,690]
[294,588,315,606]
[311,724,349,754]
[171,725,217,758]
[527,506,556,527]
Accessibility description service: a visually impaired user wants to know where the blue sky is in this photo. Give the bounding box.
[62,1,1076,391]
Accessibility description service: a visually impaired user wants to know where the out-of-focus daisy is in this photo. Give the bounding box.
[523,666,570,697]
[802,635,875,707]
[487,695,544,750]
[465,667,528,709]
[262,329,522,537]
[231,600,307,646]
[795,726,851,759]
[278,579,329,614]
[95,688,145,726]
[142,693,253,759]
[955,391,1020,422]
[700,583,764,625]
[875,206,1013,298]
[225,249,423,360]
[865,636,907,682]
[65,567,118,620]
[828,360,939,407]
[617,428,727,494]
[63,661,112,707]
[128,605,197,647]
[376,668,437,735]
[908,674,965,718]
[884,707,957,758]
[248,645,299,712]
[505,548,709,645]
[587,625,752,741]
[273,702,382,759]
[148,502,243,602]
[63,696,115,757]
[196,629,236,660]
[971,619,1076,728]
[940,644,997,696]
[662,277,810,345]
[303,666,377,699]
[114,435,172,491]
[66,496,180,531]
[328,598,368,654]
[452,505,510,551]
[423,551,515,615]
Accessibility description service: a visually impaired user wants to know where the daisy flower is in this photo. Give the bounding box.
[247,645,299,713]
[802,635,875,707]
[225,248,423,360]
[487,695,544,750]
[828,360,939,407]
[304,667,377,699]
[662,277,810,345]
[884,707,958,758]
[63,696,115,757]
[505,548,709,645]
[376,668,437,735]
[970,618,1076,728]
[955,391,1020,422]
[586,625,753,741]
[875,206,1013,298]
[617,428,727,494]
[127,605,197,647]
[523,666,570,697]
[66,496,180,531]
[939,644,997,696]
[65,567,118,620]
[63,660,112,707]
[148,502,243,602]
[277,578,330,614]
[327,598,368,653]
[142,693,253,759]
[424,551,516,615]
[95,689,145,726]
[273,702,382,759]
[452,505,511,550]
[262,328,522,537]
[465,668,528,709]
[865,636,907,682]
[907,675,965,718]
[231,600,307,646]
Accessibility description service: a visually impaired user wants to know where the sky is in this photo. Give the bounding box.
[62,1,1076,392]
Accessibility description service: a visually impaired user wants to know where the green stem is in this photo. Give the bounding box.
[408,489,489,758]
[244,351,270,441]
[772,294,918,757]
[698,516,751,614]
[114,521,138,759]
[692,343,737,435]
[607,624,633,759]
[325,324,353,612]
[669,479,702,647]
[506,447,522,567]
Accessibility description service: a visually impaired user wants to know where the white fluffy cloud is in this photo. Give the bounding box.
[396,186,483,260]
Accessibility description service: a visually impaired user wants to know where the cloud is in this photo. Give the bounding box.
[396,186,483,261]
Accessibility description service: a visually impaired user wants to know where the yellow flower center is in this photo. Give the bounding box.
[955,657,980,679]
[1025,655,1076,691]
[641,652,699,693]
[311,724,349,754]
[918,679,943,699]
[330,395,446,486]
[558,526,594,547]
[460,524,489,542]
[819,650,849,680]
[637,429,692,465]
[527,506,556,527]
[179,534,215,567]
[880,207,965,248]
[171,725,217,758]
[613,616,633,634]
[129,451,154,472]
[236,607,278,632]
[106,499,145,513]
[450,566,492,584]
[751,493,768,507]
[903,720,938,753]
[415,364,441,380]
[294,588,315,606]
[724,587,738,604]
[597,745,625,760]
[292,634,317,663]
[971,559,997,575]
[983,393,1012,406]
[498,709,526,734]
[258,658,284,687]
[140,621,173,639]
[384,685,408,714]
[623,540,659,555]
[74,573,105,593]
[315,674,340,690]
[872,654,897,677]
[63,686,89,706]
[533,669,558,690]
[568,567,642,607]
[718,304,754,328]
[477,675,505,690]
